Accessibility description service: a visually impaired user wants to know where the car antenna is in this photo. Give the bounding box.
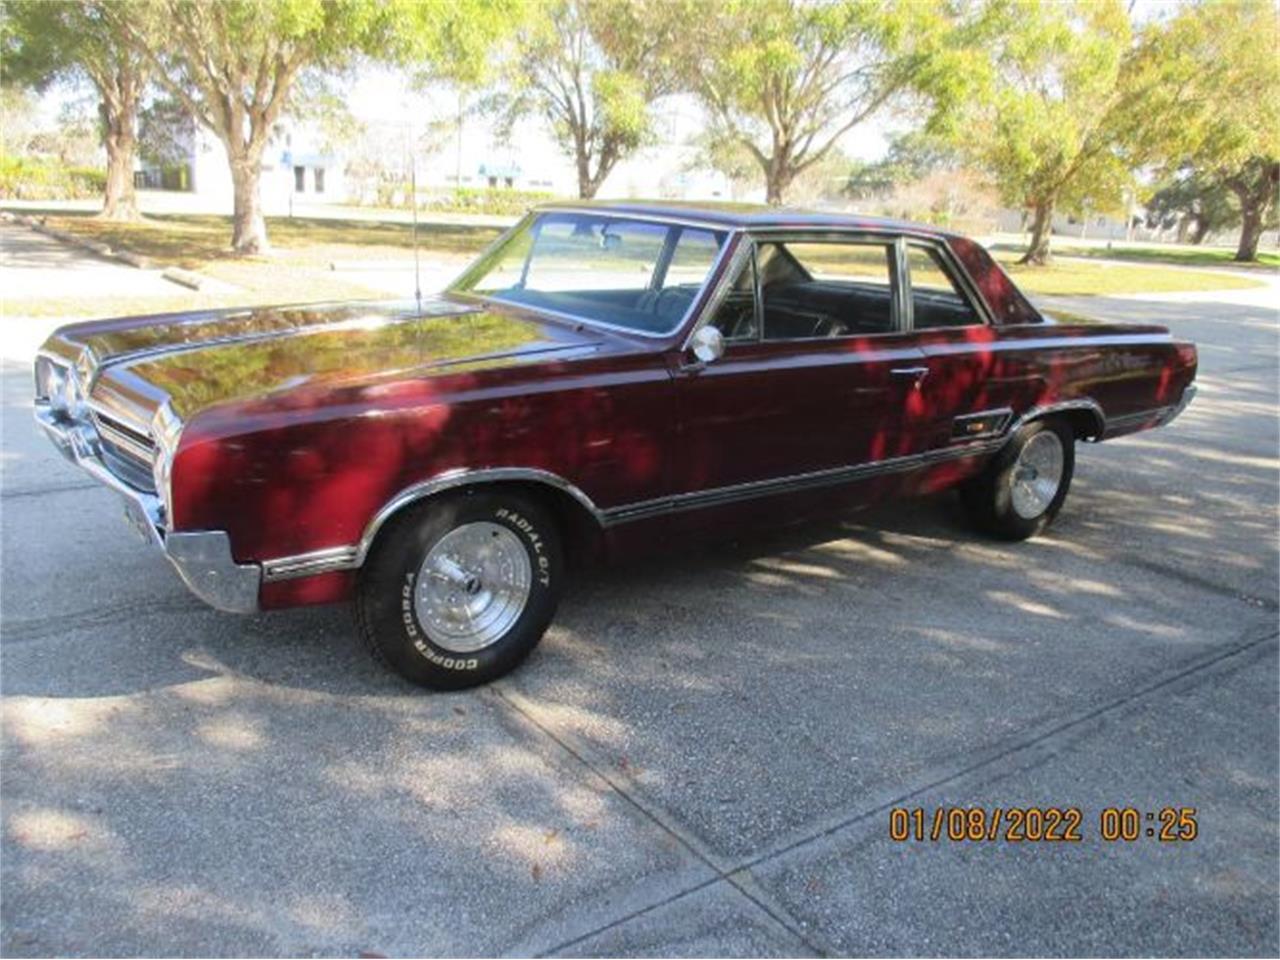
[410,134,422,314]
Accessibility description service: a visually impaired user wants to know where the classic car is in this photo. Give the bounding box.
[34,202,1198,688]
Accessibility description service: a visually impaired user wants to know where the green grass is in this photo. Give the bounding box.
[7,209,1269,324]
[4,211,501,321]
[990,240,1280,272]
[996,257,1266,296]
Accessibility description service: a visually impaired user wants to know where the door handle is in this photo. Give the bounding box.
[890,366,930,388]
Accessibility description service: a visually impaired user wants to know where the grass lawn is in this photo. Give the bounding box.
[990,240,1280,272]
[8,210,1266,324]
[10,210,503,321]
[996,257,1265,296]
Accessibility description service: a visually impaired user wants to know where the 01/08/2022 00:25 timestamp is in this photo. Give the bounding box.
[889,807,1199,843]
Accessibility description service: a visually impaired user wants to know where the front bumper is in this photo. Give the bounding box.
[35,406,261,613]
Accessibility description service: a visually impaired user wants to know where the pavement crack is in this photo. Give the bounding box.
[3,595,204,643]
[1,481,101,500]
[491,683,830,958]
[732,629,1279,875]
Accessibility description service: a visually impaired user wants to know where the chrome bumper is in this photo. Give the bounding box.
[1159,384,1197,427]
[34,406,261,613]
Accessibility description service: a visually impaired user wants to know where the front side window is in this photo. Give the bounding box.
[907,245,982,329]
[758,240,896,339]
[452,212,728,335]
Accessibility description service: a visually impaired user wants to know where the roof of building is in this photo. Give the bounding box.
[533,199,958,238]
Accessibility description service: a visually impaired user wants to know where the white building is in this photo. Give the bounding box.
[139,119,348,212]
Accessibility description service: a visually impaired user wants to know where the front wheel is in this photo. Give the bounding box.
[355,490,563,689]
[961,419,1074,541]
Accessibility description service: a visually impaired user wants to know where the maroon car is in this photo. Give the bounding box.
[34,203,1197,688]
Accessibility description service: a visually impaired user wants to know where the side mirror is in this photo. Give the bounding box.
[689,325,725,364]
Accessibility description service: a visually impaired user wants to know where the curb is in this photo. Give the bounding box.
[161,267,206,290]
[3,210,172,277]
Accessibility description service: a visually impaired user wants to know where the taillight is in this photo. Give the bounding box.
[1175,341,1198,371]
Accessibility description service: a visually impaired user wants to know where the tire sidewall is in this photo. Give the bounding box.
[361,491,562,689]
[989,419,1075,539]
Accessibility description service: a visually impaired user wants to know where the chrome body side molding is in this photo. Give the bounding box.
[258,397,1118,581]
[261,467,608,582]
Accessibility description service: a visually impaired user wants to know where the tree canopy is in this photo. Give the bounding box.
[1150,0,1279,261]
[2,0,149,219]
[944,0,1182,263]
[674,0,967,204]
[491,0,681,199]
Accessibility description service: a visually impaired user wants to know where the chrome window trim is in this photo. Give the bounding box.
[448,210,738,341]
[686,228,941,351]
[901,238,994,330]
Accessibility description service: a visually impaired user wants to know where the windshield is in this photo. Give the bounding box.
[450,211,729,335]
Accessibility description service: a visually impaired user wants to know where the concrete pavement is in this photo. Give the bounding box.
[0,243,1276,955]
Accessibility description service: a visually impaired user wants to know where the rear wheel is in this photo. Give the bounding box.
[355,490,563,689]
[961,419,1074,540]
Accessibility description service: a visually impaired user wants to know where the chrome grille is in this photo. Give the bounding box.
[90,408,157,493]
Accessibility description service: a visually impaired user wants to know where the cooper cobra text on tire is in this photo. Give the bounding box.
[355,489,563,689]
[961,418,1075,541]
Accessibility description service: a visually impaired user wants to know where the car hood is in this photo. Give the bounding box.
[46,296,613,423]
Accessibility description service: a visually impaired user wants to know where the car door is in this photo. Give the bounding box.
[671,232,933,510]
[902,240,1040,451]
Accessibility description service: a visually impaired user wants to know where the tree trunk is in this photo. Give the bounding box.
[1190,217,1211,245]
[765,163,792,205]
[100,121,139,221]
[1019,199,1055,265]
[96,67,142,222]
[1234,207,1263,262]
[229,154,268,254]
[577,157,597,199]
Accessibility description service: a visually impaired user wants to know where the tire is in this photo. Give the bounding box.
[961,418,1075,541]
[355,489,563,690]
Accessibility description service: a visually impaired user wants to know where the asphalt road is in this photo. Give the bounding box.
[1,240,1277,956]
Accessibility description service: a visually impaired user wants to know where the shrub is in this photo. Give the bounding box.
[0,156,105,200]
[419,187,558,217]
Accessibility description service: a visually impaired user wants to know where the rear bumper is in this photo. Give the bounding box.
[35,406,261,613]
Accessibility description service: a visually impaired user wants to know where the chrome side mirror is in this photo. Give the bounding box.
[689,325,725,364]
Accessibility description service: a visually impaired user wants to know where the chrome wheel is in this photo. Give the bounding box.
[414,522,532,653]
[1010,430,1065,519]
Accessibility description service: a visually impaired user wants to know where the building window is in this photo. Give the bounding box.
[504,177,514,189]
[294,166,305,192]
[488,175,498,188]
[313,167,325,194]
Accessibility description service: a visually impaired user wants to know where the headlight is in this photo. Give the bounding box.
[35,357,67,408]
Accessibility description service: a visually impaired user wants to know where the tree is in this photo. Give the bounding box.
[493,0,681,199]
[948,0,1188,264]
[116,0,510,253]
[111,0,401,252]
[1155,2,1279,261]
[676,0,965,205]
[1145,168,1240,244]
[1,0,148,220]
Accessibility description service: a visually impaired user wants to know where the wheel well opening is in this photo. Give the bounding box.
[1054,408,1104,442]
[367,479,606,570]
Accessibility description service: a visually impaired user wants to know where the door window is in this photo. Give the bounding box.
[907,245,983,329]
[757,241,896,339]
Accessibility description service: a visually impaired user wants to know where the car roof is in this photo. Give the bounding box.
[533,199,958,238]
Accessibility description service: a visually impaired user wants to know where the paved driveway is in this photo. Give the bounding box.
[1,276,1277,956]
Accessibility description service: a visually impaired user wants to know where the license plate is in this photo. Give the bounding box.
[122,497,156,544]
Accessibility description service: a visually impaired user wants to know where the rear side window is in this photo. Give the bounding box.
[907,245,983,329]
[758,240,896,339]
